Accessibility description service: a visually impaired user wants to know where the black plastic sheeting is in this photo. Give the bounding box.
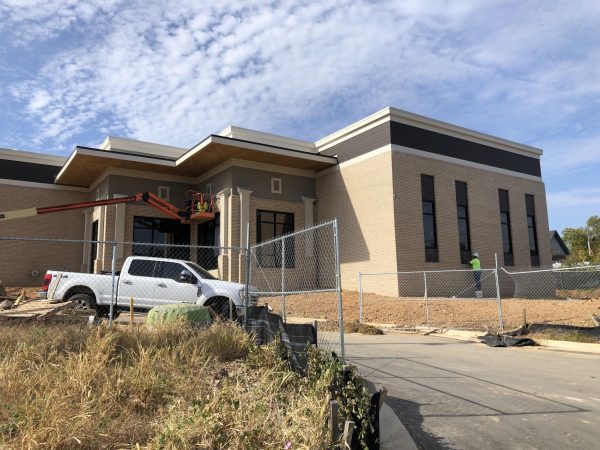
[244,306,317,373]
[479,334,536,347]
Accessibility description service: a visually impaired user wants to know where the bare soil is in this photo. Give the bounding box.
[261,290,600,332]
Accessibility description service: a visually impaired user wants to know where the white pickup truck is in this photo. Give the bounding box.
[40,256,256,319]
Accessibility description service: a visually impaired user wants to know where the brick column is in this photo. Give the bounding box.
[217,188,231,280]
[237,187,253,282]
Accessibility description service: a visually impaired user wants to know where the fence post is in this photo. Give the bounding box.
[244,223,251,328]
[494,253,504,331]
[358,273,363,323]
[109,241,117,329]
[281,237,286,323]
[423,272,430,328]
[333,219,345,361]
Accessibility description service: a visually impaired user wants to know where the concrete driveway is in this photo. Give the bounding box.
[344,333,600,450]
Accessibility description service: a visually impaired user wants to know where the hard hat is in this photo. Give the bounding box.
[473,252,479,258]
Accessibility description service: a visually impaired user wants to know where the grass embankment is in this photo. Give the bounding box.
[0,321,363,449]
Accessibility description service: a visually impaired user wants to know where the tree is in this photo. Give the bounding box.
[562,215,600,264]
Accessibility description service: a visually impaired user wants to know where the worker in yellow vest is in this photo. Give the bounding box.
[469,252,482,295]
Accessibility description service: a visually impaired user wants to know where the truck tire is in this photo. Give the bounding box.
[69,293,97,313]
[207,297,238,321]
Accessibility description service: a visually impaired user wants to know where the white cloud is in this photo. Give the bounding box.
[3,0,600,160]
[547,187,600,208]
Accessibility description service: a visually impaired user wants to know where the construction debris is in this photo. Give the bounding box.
[0,299,14,310]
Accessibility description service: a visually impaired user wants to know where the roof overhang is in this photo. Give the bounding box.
[55,136,337,187]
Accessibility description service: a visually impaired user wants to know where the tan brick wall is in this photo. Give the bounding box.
[315,151,399,295]
[0,184,89,286]
[391,151,552,272]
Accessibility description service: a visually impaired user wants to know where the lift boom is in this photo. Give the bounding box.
[0,191,215,224]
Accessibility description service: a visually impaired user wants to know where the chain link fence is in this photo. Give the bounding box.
[358,268,503,331]
[356,261,600,331]
[248,219,345,358]
[499,264,600,329]
[0,236,246,324]
[0,219,346,357]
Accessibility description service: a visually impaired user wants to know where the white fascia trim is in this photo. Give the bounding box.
[89,167,196,192]
[0,148,66,166]
[0,177,88,192]
[316,107,391,150]
[315,106,543,158]
[217,125,316,153]
[388,108,542,158]
[392,144,543,182]
[178,135,335,167]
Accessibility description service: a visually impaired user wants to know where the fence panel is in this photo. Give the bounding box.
[359,268,504,331]
[0,237,246,325]
[249,219,344,357]
[500,265,600,329]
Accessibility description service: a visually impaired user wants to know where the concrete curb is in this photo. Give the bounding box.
[407,328,600,355]
[363,380,418,450]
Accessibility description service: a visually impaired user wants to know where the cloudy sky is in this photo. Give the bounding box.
[0,0,599,231]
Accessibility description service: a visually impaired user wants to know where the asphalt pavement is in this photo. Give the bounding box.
[344,333,600,450]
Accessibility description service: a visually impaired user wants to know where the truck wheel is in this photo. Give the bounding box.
[97,305,120,320]
[208,298,238,321]
[69,293,97,313]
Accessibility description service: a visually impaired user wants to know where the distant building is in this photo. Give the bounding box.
[549,230,570,261]
[0,107,553,293]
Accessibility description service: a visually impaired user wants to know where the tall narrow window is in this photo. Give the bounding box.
[498,189,514,266]
[525,194,540,266]
[455,181,471,264]
[421,175,438,262]
[256,210,294,267]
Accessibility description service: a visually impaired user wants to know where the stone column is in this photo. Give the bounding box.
[237,187,253,282]
[217,189,231,280]
[113,194,127,269]
[81,209,92,272]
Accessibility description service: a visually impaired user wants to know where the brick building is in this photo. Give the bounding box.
[0,107,552,294]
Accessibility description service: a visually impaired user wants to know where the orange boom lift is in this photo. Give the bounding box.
[0,191,216,224]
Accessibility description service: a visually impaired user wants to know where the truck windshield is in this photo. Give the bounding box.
[186,262,218,280]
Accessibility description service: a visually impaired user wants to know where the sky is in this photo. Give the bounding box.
[0,0,599,232]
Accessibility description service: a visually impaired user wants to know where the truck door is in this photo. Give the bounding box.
[153,261,198,305]
[118,259,158,308]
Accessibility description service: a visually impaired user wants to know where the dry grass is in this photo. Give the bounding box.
[319,320,384,335]
[0,321,337,449]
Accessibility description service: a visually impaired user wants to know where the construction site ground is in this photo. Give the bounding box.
[260,290,600,332]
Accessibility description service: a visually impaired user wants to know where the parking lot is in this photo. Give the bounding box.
[345,333,600,450]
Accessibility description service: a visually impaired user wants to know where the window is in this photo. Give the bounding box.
[421,175,438,262]
[498,189,514,266]
[89,220,99,273]
[271,177,282,194]
[158,186,170,201]
[197,212,220,270]
[132,216,190,259]
[128,259,157,277]
[155,261,194,282]
[455,181,472,264]
[525,194,540,266]
[256,210,294,267]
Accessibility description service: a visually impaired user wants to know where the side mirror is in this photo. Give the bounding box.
[179,269,195,284]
